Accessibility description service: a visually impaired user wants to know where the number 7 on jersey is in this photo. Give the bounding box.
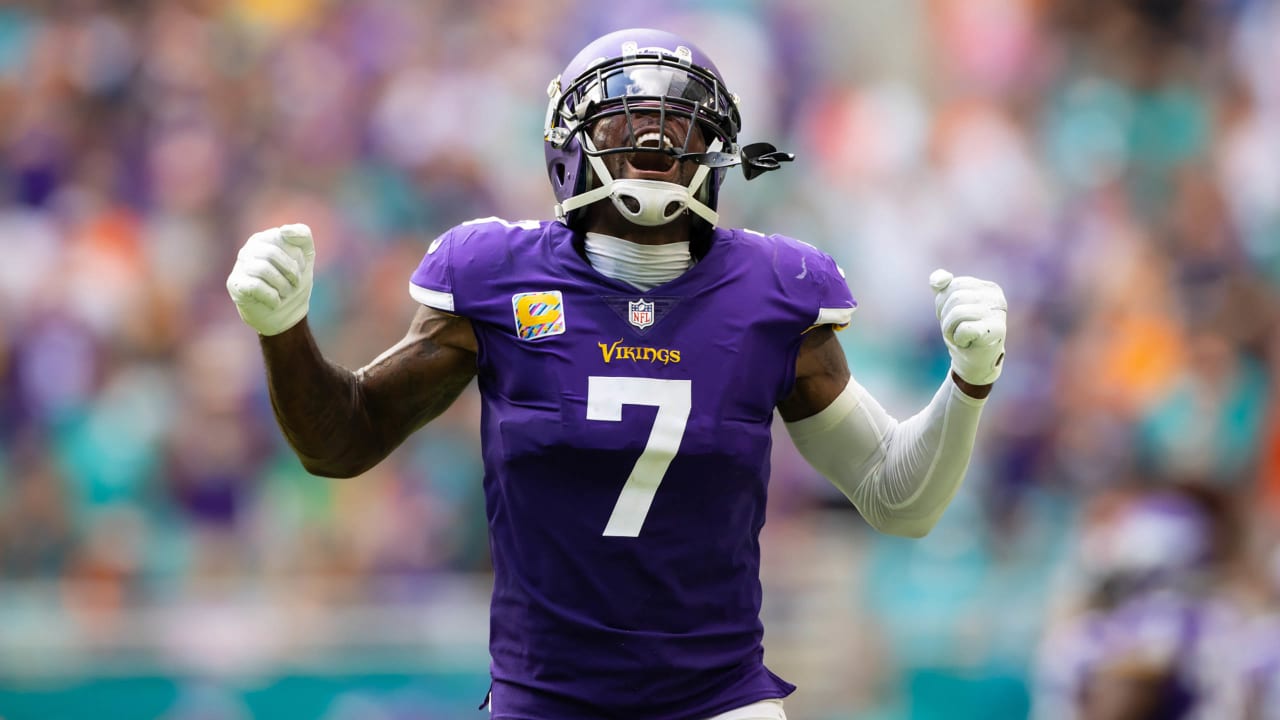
[587,376,692,537]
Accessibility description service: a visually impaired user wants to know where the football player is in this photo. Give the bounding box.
[226,28,1007,720]
[1032,487,1247,720]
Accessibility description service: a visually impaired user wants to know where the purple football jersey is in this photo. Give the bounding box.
[410,218,856,719]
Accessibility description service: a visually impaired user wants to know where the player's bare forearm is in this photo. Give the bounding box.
[951,372,993,399]
[259,307,478,477]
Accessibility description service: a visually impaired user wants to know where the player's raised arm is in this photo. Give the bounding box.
[226,224,477,478]
[781,269,1007,538]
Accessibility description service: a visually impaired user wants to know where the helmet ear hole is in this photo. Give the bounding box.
[554,162,566,187]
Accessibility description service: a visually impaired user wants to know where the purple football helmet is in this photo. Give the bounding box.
[544,29,786,229]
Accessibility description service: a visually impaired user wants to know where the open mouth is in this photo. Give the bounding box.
[625,131,678,173]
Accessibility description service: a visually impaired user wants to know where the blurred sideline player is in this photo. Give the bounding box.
[226,28,1008,720]
[1032,485,1249,720]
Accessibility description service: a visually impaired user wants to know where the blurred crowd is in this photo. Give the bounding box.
[0,0,1278,718]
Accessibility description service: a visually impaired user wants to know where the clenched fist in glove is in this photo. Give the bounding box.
[226,223,316,336]
[929,269,1007,386]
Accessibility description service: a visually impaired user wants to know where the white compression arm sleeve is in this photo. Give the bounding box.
[784,376,987,538]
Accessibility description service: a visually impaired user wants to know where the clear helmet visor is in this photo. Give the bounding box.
[561,60,738,138]
[600,66,718,108]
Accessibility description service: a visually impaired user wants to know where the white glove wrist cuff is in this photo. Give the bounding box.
[952,362,1001,388]
[255,307,309,337]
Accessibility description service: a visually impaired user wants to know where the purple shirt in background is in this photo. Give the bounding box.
[410,218,855,719]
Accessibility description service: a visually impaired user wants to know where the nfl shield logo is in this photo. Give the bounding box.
[628,299,655,329]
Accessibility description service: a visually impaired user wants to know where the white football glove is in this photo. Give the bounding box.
[929,269,1007,386]
[226,223,315,336]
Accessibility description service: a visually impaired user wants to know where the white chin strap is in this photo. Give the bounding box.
[557,135,721,227]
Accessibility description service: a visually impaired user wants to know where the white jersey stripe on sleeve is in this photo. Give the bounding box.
[816,306,856,326]
[409,283,455,312]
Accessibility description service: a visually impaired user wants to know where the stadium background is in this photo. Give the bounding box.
[0,0,1278,718]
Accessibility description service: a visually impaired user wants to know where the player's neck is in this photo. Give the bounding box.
[583,232,693,291]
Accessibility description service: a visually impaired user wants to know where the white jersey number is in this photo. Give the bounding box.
[586,376,692,537]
